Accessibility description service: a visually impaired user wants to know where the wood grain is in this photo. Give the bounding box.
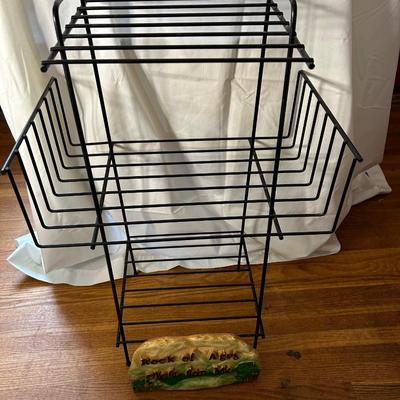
[0,102,399,399]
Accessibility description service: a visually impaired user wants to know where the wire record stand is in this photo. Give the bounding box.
[1,0,362,366]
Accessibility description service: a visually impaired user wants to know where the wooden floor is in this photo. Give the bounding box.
[0,99,399,400]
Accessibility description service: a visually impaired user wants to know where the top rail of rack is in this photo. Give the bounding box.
[41,0,315,72]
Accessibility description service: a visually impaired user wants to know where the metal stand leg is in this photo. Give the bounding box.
[238,0,274,270]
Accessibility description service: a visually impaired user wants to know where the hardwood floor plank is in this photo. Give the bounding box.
[352,384,400,400]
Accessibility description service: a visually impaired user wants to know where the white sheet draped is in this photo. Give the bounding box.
[0,0,398,285]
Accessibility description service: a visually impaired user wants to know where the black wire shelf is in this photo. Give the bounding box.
[1,71,361,250]
[1,0,362,367]
[41,0,315,70]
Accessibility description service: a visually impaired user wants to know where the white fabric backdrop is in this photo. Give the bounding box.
[0,0,398,285]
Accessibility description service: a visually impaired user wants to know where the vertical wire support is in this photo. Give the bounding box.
[331,158,358,231]
[252,147,283,239]
[253,0,298,348]
[116,245,131,347]
[237,0,273,270]
[8,167,41,250]
[79,0,137,276]
[52,0,131,366]
[243,240,265,338]
[90,153,113,249]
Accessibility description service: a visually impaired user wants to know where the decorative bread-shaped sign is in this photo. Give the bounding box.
[129,333,261,392]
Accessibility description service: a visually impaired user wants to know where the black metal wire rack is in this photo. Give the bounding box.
[1,0,362,366]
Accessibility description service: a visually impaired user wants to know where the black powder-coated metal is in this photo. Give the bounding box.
[1,0,362,366]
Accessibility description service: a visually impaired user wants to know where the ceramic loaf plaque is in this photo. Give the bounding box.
[128,333,261,392]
